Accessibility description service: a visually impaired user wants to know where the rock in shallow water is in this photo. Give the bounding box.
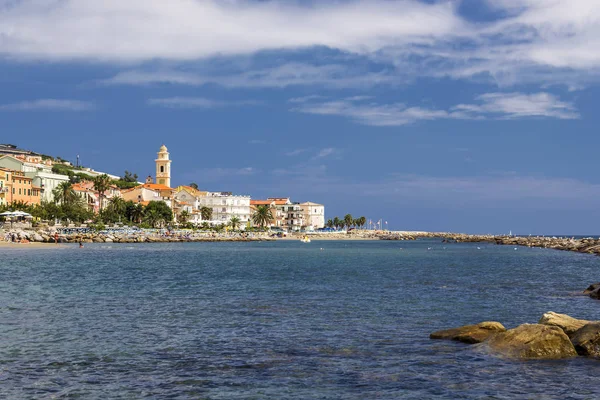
[584,283,600,299]
[570,323,600,357]
[538,311,591,337]
[430,321,506,344]
[481,324,577,360]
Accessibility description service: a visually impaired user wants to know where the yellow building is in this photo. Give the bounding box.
[0,168,9,206]
[155,145,172,188]
[0,168,41,206]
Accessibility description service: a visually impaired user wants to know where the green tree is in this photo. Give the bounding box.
[179,210,190,224]
[333,216,341,230]
[356,216,366,229]
[125,201,144,224]
[252,205,273,228]
[61,197,93,224]
[93,174,112,212]
[122,170,138,183]
[344,214,353,230]
[229,216,241,231]
[200,206,213,221]
[108,196,127,216]
[53,181,77,205]
[189,182,199,190]
[143,201,173,228]
[326,219,334,229]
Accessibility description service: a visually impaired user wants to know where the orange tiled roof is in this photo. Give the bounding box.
[141,183,172,191]
[251,199,288,206]
[122,183,172,192]
[250,200,272,205]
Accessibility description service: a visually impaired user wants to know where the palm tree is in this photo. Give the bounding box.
[252,205,273,228]
[200,206,213,221]
[143,208,163,228]
[333,216,341,230]
[53,181,77,205]
[179,210,190,224]
[326,219,334,229]
[131,203,144,224]
[93,174,112,212]
[229,216,241,231]
[344,214,353,230]
[108,196,126,216]
[358,216,367,230]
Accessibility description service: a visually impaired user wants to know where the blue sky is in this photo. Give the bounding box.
[1,0,599,234]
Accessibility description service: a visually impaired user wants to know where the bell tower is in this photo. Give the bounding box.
[155,144,172,187]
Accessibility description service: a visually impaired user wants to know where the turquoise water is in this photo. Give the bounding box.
[1,240,600,399]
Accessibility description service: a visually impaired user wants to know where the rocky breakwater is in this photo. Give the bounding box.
[376,231,430,241]
[3,229,275,244]
[429,233,600,256]
[431,311,600,360]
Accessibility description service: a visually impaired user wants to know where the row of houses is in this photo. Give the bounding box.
[0,152,121,210]
[0,144,326,230]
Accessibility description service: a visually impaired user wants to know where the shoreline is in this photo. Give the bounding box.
[2,228,600,255]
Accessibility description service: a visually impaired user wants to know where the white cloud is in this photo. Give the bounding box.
[285,148,308,157]
[0,99,94,111]
[292,92,578,126]
[0,0,464,62]
[105,63,401,89]
[315,148,337,159]
[453,92,579,120]
[147,97,259,109]
[1,1,599,88]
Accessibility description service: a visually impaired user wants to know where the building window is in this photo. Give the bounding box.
[28,189,31,196]
[160,166,164,173]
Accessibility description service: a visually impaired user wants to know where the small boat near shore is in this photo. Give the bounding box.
[300,236,311,243]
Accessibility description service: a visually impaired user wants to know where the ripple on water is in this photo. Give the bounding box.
[1,240,600,399]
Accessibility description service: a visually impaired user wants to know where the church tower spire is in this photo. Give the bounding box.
[155,144,172,188]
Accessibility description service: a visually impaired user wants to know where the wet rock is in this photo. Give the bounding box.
[482,324,577,360]
[570,323,600,357]
[430,321,506,344]
[584,283,600,293]
[538,312,591,337]
[584,283,600,299]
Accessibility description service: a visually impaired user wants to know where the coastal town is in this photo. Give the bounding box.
[0,143,334,231]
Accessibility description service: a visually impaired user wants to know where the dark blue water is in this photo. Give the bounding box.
[1,240,600,399]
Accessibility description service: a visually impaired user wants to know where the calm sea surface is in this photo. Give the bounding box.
[1,240,600,399]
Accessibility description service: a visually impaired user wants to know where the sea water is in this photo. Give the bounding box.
[1,240,600,399]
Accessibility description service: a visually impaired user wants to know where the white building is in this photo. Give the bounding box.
[197,192,251,226]
[173,186,206,225]
[299,202,325,230]
[284,203,305,232]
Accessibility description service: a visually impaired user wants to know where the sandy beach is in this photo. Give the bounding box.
[0,241,66,249]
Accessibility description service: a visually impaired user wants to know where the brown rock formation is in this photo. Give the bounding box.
[570,323,600,357]
[538,311,591,337]
[482,324,577,360]
[430,321,506,344]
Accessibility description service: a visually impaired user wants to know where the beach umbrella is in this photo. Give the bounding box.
[0,211,14,216]
[12,211,32,218]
